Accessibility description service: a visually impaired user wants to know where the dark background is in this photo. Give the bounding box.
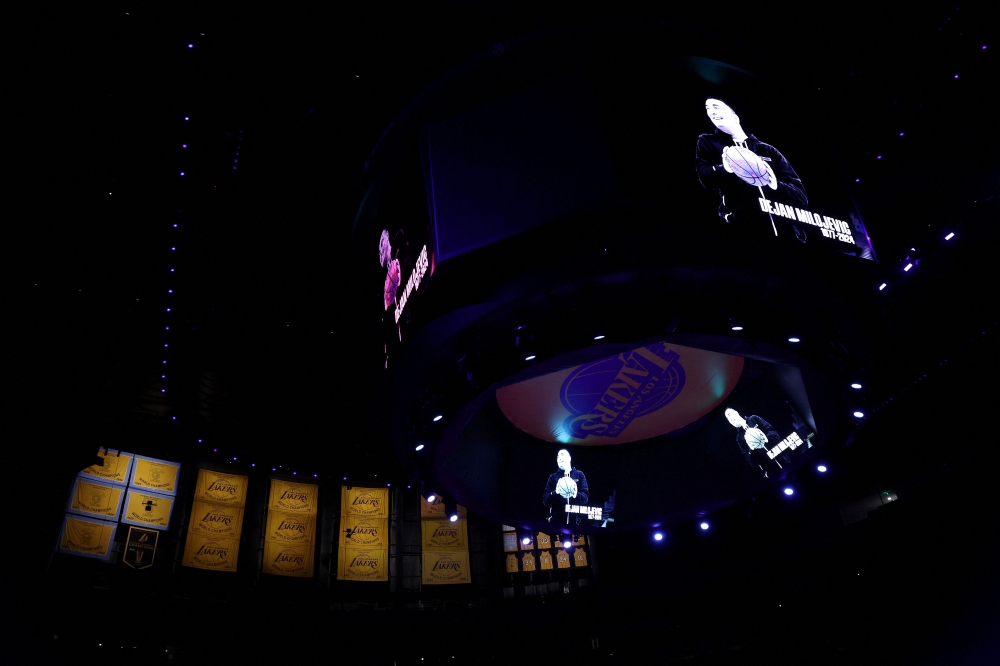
[5,2,999,664]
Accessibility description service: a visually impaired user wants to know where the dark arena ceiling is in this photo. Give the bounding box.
[7,2,999,663]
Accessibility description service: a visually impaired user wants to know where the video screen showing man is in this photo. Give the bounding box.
[724,408,789,479]
[696,98,809,241]
[543,449,589,525]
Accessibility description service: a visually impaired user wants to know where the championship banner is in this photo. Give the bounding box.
[121,489,175,531]
[58,514,117,560]
[66,477,125,520]
[338,516,388,549]
[419,495,467,520]
[186,500,245,541]
[420,519,468,551]
[262,540,315,578]
[129,455,181,496]
[123,526,159,570]
[181,533,239,572]
[337,546,389,581]
[341,486,388,518]
[193,469,249,507]
[265,510,317,545]
[422,551,471,585]
[79,449,133,486]
[269,479,319,514]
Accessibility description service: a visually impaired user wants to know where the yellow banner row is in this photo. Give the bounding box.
[182,469,249,573]
[262,479,319,578]
[422,551,471,585]
[421,519,468,551]
[337,546,389,581]
[337,486,389,581]
[419,495,470,585]
[342,486,389,518]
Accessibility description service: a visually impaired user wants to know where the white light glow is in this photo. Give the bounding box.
[945,233,954,240]
[414,444,425,451]
[783,488,794,496]
[788,337,800,343]
[433,415,443,422]
[851,383,862,389]
[817,465,828,473]
[853,411,865,418]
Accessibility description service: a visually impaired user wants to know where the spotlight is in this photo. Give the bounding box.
[653,532,664,541]
[426,494,436,502]
[415,444,425,451]
[449,513,459,522]
[445,499,458,522]
[903,263,913,272]
[817,465,828,473]
[851,383,862,389]
[945,232,955,240]
[853,411,865,418]
[879,283,887,291]
[563,540,572,548]
[783,488,794,496]
[788,337,800,343]
[432,415,443,422]
[593,335,605,340]
[522,537,530,545]
[731,326,743,331]
[699,522,709,530]
[525,355,536,361]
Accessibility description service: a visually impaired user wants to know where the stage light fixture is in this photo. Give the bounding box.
[563,540,572,548]
[653,532,664,541]
[903,263,913,272]
[415,444,425,451]
[817,465,828,473]
[699,522,709,530]
[851,383,862,389]
[783,487,794,496]
[731,326,743,331]
[449,513,458,522]
[426,493,436,502]
[432,415,443,422]
[853,411,865,418]
[445,498,458,522]
[879,283,887,291]
[788,337,800,343]
[945,232,954,240]
[522,537,530,545]
[525,355,536,361]
[593,335,605,340]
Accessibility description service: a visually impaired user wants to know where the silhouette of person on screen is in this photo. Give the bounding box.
[543,449,589,524]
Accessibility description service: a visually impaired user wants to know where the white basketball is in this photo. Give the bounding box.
[745,427,769,450]
[723,146,772,187]
[556,477,576,497]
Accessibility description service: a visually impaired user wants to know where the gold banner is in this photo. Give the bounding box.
[341,486,389,518]
[419,495,467,520]
[59,515,116,559]
[121,490,174,530]
[80,449,133,485]
[422,551,471,585]
[270,479,319,514]
[337,546,389,581]
[194,469,249,507]
[187,500,245,541]
[339,516,388,549]
[182,533,239,572]
[123,527,159,570]
[262,541,314,578]
[420,519,468,551]
[265,510,317,545]
[68,478,124,520]
[130,456,181,495]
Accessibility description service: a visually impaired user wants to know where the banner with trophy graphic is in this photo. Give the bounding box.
[121,489,175,531]
[79,449,133,486]
[58,514,118,560]
[129,455,181,496]
[66,477,125,521]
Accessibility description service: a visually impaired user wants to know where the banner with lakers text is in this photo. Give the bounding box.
[262,541,315,578]
[269,479,319,514]
[182,533,239,572]
[129,455,181,496]
[337,546,389,581]
[193,469,249,507]
[419,495,467,520]
[66,477,125,520]
[338,516,388,549]
[79,449,133,486]
[421,550,471,585]
[265,510,316,545]
[121,489,175,531]
[341,486,388,518]
[187,500,244,540]
[421,519,468,551]
[58,514,118,560]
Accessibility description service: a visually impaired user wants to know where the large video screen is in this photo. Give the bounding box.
[436,338,826,530]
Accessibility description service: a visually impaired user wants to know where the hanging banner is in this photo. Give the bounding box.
[67,477,125,520]
[269,479,319,514]
[420,519,469,551]
[79,449,133,486]
[419,495,467,520]
[341,486,389,518]
[265,510,317,545]
[337,546,389,581]
[123,526,159,570]
[186,500,245,541]
[262,541,315,578]
[57,514,117,560]
[129,455,181,496]
[339,516,388,549]
[182,533,239,572]
[193,469,249,507]
[121,490,175,531]
[422,551,471,585]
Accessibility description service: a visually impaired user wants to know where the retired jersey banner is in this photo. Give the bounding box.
[337,546,389,581]
[123,526,159,570]
[339,516,388,549]
[262,540,315,578]
[270,479,319,514]
[422,551,471,585]
[421,519,468,551]
[194,469,249,507]
[129,455,181,496]
[67,477,125,520]
[182,533,239,572]
[121,490,175,531]
[342,486,389,518]
[265,510,317,545]
[79,449,133,486]
[58,514,117,560]
[186,500,245,541]
[419,495,467,520]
